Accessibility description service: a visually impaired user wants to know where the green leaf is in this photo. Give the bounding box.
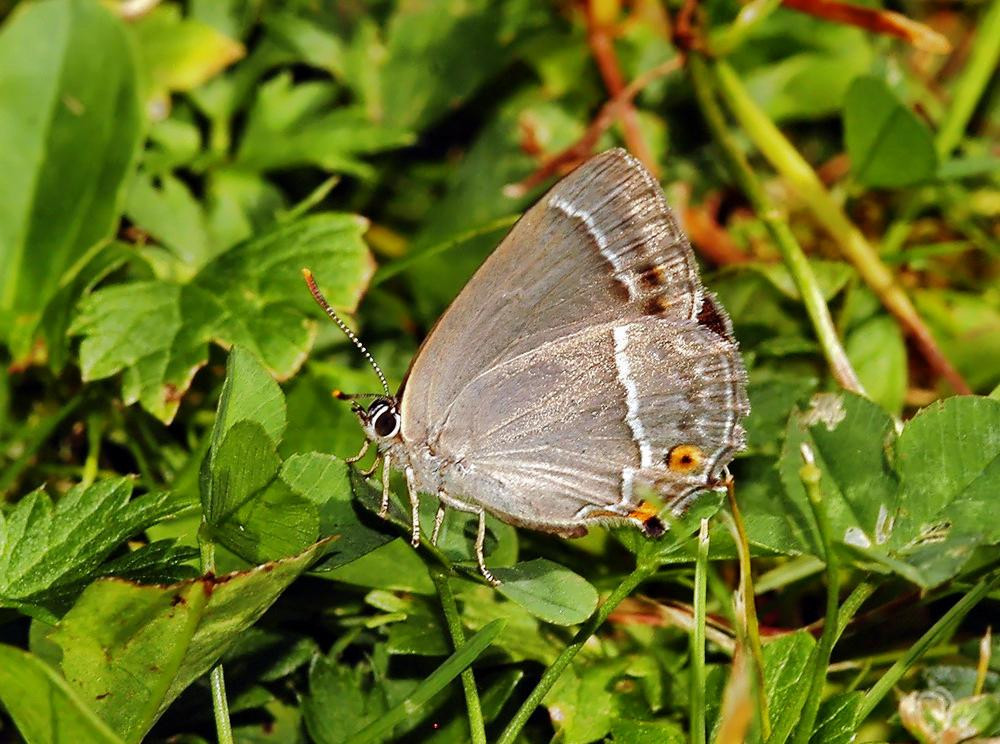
[772,392,1000,586]
[283,452,396,569]
[131,3,244,101]
[846,315,907,415]
[71,214,373,423]
[810,692,863,743]
[205,420,319,563]
[779,392,900,557]
[493,559,599,625]
[378,0,540,130]
[844,76,937,187]
[211,345,287,453]
[0,479,178,619]
[609,718,686,744]
[0,644,124,744]
[914,289,1000,393]
[544,658,632,744]
[47,540,326,743]
[890,396,1000,585]
[763,631,817,738]
[0,0,141,356]
[236,73,414,176]
[124,172,214,272]
[303,651,387,744]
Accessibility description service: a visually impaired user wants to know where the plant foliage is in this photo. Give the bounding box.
[0,0,997,742]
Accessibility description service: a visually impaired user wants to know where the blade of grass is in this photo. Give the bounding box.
[432,569,487,744]
[723,478,771,738]
[495,558,662,744]
[688,53,865,396]
[0,393,83,496]
[691,518,710,744]
[353,619,506,744]
[856,571,1000,724]
[791,444,841,744]
[936,0,1000,157]
[708,58,970,394]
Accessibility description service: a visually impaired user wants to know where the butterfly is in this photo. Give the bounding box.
[304,148,748,584]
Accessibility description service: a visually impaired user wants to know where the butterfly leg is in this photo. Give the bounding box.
[474,509,499,587]
[437,494,499,586]
[378,453,391,518]
[404,466,421,547]
[345,439,369,464]
[431,499,447,546]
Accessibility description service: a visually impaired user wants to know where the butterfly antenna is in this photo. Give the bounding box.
[302,268,391,397]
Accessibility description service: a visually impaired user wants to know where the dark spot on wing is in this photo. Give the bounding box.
[637,262,666,290]
[697,294,732,339]
[642,516,666,538]
[642,295,671,316]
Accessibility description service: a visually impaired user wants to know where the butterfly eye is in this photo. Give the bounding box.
[371,407,400,438]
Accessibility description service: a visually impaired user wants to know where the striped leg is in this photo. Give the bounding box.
[378,453,391,518]
[440,495,499,586]
[345,439,369,463]
[431,499,447,546]
[404,467,421,547]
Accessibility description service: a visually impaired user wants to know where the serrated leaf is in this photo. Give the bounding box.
[0,0,141,357]
[493,559,598,625]
[0,479,179,619]
[0,644,124,744]
[71,214,373,423]
[237,73,413,176]
[844,76,937,187]
[47,540,327,743]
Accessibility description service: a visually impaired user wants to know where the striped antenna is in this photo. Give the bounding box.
[302,268,391,397]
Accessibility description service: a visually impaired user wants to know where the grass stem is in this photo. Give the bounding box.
[935,0,1000,156]
[432,569,487,744]
[857,571,1000,723]
[722,478,770,738]
[791,446,840,744]
[691,518,710,744]
[709,58,969,394]
[687,54,865,396]
[198,528,233,744]
[495,559,661,744]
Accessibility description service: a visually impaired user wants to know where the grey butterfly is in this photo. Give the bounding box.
[304,148,748,584]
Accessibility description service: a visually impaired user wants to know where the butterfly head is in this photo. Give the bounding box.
[356,396,401,442]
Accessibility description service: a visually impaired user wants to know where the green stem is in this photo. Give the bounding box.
[708,57,970,394]
[495,559,661,744]
[691,518,711,744]
[198,528,233,744]
[935,0,1000,156]
[688,54,865,396]
[835,579,878,640]
[791,449,840,744]
[709,0,784,55]
[856,571,1000,723]
[210,666,234,744]
[432,570,487,744]
[724,481,770,738]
